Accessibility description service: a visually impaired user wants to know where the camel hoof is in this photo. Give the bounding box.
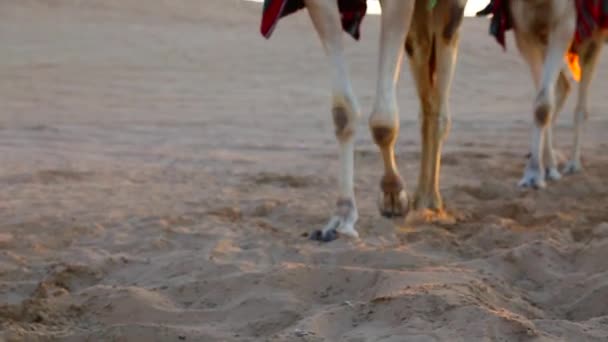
[378,189,409,218]
[310,229,338,242]
[518,167,546,189]
[311,199,359,243]
[545,167,562,181]
[412,192,443,212]
[563,160,583,174]
[377,174,409,218]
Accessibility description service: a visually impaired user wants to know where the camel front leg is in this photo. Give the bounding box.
[404,0,464,212]
[305,0,360,241]
[563,37,603,174]
[416,33,460,211]
[519,12,575,189]
[513,29,568,183]
[369,0,415,218]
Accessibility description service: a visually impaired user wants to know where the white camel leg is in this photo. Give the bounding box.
[544,121,562,180]
[369,0,415,218]
[306,0,360,241]
[513,30,546,186]
[519,11,575,189]
[564,37,603,174]
[545,71,570,181]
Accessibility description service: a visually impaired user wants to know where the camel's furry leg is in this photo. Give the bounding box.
[306,0,360,241]
[544,70,570,181]
[564,35,604,174]
[513,28,570,183]
[405,0,464,211]
[368,0,415,218]
[516,2,575,189]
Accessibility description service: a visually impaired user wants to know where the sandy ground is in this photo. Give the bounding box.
[1,0,608,341]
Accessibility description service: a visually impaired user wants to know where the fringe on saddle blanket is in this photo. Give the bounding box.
[490,0,608,82]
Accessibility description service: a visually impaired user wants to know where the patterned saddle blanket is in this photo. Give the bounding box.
[489,0,608,80]
[259,0,441,40]
[260,0,367,40]
[490,0,608,51]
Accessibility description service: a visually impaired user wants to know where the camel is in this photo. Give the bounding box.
[502,0,606,188]
[262,0,467,241]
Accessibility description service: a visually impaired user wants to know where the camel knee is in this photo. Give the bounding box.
[332,95,359,141]
[369,105,399,147]
[421,110,450,138]
[371,125,397,147]
[535,103,551,126]
[332,106,355,140]
[534,89,553,126]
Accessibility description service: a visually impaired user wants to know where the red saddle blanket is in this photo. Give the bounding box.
[260,0,367,40]
[490,0,607,80]
[490,0,608,50]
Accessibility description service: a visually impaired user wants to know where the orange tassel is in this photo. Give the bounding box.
[566,52,581,82]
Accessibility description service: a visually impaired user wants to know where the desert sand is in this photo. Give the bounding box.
[1,0,608,341]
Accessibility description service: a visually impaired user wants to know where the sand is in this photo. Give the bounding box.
[1,0,608,341]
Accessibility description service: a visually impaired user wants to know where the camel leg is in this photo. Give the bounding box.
[417,32,459,211]
[405,0,463,211]
[513,29,569,182]
[404,33,436,210]
[369,0,415,218]
[305,0,360,241]
[544,70,570,181]
[404,35,453,210]
[563,37,603,174]
[518,12,575,189]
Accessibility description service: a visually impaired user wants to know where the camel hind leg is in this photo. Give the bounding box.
[544,70,570,181]
[305,0,360,241]
[405,0,464,211]
[512,27,570,183]
[563,35,604,174]
[518,4,575,189]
